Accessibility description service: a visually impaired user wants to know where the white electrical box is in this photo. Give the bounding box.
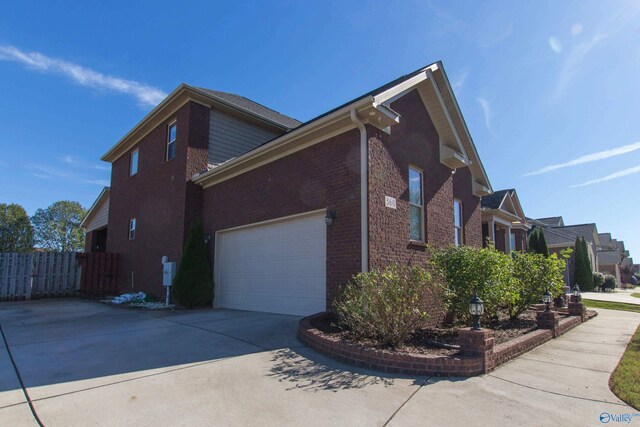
[162,262,176,287]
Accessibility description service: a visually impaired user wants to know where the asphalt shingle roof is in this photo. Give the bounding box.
[535,216,564,227]
[196,88,302,129]
[541,223,598,246]
[481,189,512,209]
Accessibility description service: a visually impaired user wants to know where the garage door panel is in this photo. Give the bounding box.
[216,212,327,316]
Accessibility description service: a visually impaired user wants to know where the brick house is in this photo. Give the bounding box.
[480,189,530,252]
[83,61,493,315]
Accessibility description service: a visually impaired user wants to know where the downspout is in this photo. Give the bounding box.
[350,109,368,273]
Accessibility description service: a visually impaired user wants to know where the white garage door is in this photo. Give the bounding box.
[215,210,327,316]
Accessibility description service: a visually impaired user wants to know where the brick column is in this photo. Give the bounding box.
[568,302,585,322]
[459,328,495,373]
[536,311,559,337]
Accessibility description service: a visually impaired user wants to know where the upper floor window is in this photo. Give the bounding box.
[129,149,139,176]
[166,122,177,161]
[454,199,463,246]
[409,167,424,241]
[128,218,136,241]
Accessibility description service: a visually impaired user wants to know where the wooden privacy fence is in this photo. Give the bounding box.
[0,252,81,300]
[0,252,119,300]
[76,252,119,297]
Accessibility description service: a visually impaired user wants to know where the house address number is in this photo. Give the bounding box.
[385,196,397,209]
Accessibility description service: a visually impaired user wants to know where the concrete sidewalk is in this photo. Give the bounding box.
[0,300,638,426]
[582,289,640,306]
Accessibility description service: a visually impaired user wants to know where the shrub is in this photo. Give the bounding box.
[431,245,516,323]
[173,222,213,308]
[510,252,566,318]
[335,264,435,347]
[603,274,617,291]
[593,272,605,290]
[574,237,595,291]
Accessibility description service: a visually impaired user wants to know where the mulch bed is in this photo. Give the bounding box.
[311,308,545,356]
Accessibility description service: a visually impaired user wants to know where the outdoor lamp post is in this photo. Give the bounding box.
[543,290,552,312]
[573,284,581,302]
[469,294,484,330]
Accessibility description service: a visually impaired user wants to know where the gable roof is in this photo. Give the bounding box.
[102,84,300,162]
[535,216,565,227]
[195,88,301,129]
[541,223,599,247]
[80,187,110,229]
[481,189,510,209]
[194,61,493,193]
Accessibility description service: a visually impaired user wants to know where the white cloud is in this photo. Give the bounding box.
[451,69,469,92]
[571,23,583,36]
[476,97,492,132]
[525,141,640,176]
[0,45,166,107]
[548,36,563,53]
[59,155,110,171]
[571,164,640,187]
[83,179,110,186]
[552,33,607,100]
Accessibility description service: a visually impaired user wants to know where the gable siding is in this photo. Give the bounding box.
[85,198,109,232]
[208,108,279,164]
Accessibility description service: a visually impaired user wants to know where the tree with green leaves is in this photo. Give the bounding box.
[172,222,213,308]
[538,229,549,257]
[528,228,549,257]
[0,203,34,252]
[573,237,594,291]
[528,229,540,254]
[31,201,86,252]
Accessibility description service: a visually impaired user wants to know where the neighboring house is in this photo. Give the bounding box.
[534,220,600,285]
[596,233,634,285]
[480,189,530,252]
[84,61,493,316]
[528,216,565,228]
[81,187,110,252]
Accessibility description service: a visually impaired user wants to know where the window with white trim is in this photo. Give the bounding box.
[130,149,139,176]
[409,167,424,241]
[128,218,136,240]
[454,199,463,246]
[166,122,177,161]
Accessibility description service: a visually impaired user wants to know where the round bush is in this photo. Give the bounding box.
[335,264,436,348]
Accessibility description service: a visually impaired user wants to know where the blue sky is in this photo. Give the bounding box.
[1,0,639,258]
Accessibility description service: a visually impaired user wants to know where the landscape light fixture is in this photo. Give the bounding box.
[469,294,484,330]
[543,290,552,312]
[325,211,336,226]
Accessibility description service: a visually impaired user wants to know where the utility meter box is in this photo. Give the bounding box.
[162,262,176,287]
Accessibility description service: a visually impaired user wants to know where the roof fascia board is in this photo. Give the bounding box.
[194,98,373,187]
[433,62,492,191]
[80,187,110,228]
[185,85,292,131]
[101,86,212,162]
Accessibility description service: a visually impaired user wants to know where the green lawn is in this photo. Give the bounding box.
[582,299,640,313]
[609,324,640,410]
[631,293,640,299]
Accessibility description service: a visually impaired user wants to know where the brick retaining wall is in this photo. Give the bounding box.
[299,307,596,377]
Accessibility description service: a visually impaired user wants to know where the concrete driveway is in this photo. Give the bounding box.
[1,300,638,426]
[582,289,640,306]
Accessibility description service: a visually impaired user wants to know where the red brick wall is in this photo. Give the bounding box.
[453,167,482,248]
[106,101,209,298]
[201,129,362,308]
[367,89,465,269]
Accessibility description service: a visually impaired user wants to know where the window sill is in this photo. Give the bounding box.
[408,240,427,248]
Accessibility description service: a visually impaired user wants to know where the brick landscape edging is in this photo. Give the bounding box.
[298,309,596,377]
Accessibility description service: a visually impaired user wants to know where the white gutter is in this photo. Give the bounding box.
[350,109,368,273]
